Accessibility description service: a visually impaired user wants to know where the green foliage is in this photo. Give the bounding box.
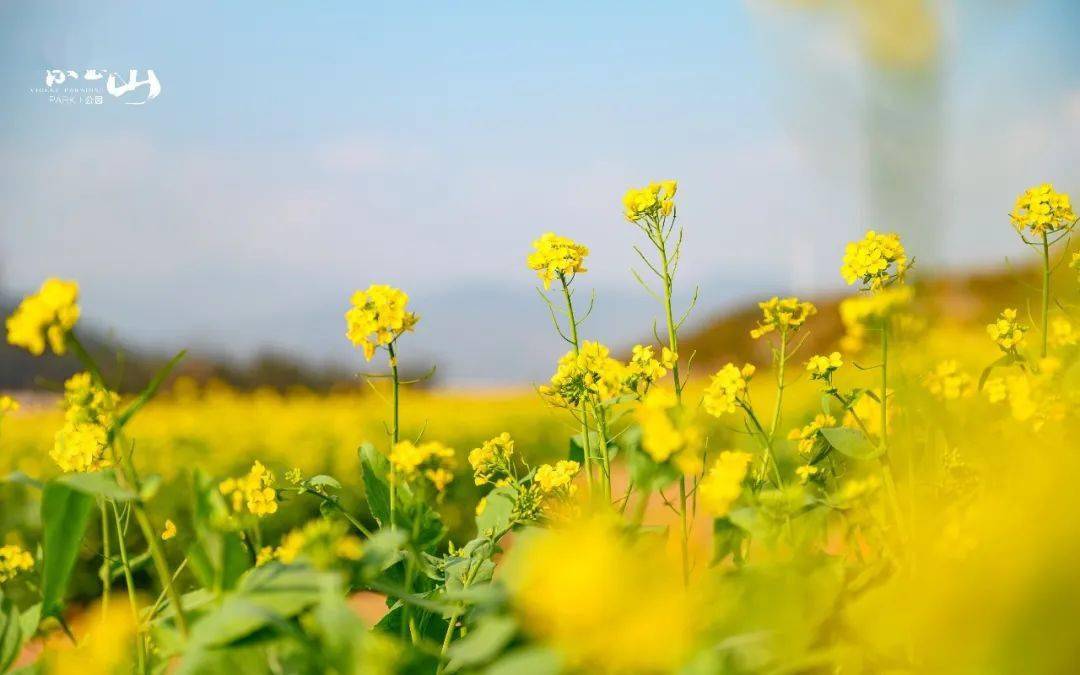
[39,481,94,618]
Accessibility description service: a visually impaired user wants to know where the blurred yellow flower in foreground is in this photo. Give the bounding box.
[698,451,752,517]
[5,278,80,356]
[43,602,137,675]
[505,517,701,673]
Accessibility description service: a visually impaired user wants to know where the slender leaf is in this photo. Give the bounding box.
[57,469,136,501]
[40,482,94,617]
[820,427,883,461]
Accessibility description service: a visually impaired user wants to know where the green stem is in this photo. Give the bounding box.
[436,553,487,674]
[596,407,612,503]
[111,502,146,674]
[99,499,111,618]
[66,331,105,386]
[559,274,596,498]
[388,342,400,531]
[1041,233,1050,359]
[654,219,690,583]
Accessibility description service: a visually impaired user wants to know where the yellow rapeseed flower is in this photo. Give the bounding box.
[51,422,110,473]
[796,464,820,484]
[469,432,514,486]
[389,440,456,492]
[698,451,752,517]
[0,544,34,582]
[505,517,701,673]
[345,284,418,361]
[623,344,675,396]
[841,230,909,290]
[987,308,1027,354]
[1010,183,1076,238]
[806,352,843,382]
[526,233,589,290]
[922,360,974,400]
[534,460,580,494]
[750,296,817,339]
[219,460,278,517]
[703,363,755,417]
[161,519,177,541]
[636,387,704,475]
[540,341,625,409]
[622,180,677,222]
[0,395,19,414]
[5,278,80,356]
[270,519,363,568]
[787,414,837,455]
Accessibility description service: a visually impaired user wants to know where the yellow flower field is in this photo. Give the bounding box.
[1,180,1079,674]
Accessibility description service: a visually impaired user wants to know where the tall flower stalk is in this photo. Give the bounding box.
[623,180,696,582]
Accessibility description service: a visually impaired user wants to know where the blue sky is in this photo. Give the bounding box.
[2,1,1079,385]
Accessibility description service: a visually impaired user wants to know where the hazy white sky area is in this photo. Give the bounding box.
[2,1,1078,385]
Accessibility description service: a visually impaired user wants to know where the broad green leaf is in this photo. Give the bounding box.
[359,442,392,527]
[186,564,338,649]
[40,481,94,618]
[475,486,515,537]
[446,616,518,672]
[57,469,136,501]
[820,427,883,461]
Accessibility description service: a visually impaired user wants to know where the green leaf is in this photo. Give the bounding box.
[820,427,883,461]
[1,471,42,490]
[712,517,746,566]
[40,482,94,618]
[186,565,338,649]
[113,350,187,432]
[475,486,515,537]
[446,616,518,672]
[359,442,392,527]
[0,591,22,673]
[57,469,137,501]
[978,354,1016,391]
[484,647,563,675]
[567,436,584,464]
[306,475,341,491]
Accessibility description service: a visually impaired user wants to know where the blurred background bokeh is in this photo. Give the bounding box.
[1,0,1078,388]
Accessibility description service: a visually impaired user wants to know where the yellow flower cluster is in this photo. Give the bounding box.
[260,518,363,568]
[526,233,589,290]
[622,180,677,222]
[1009,183,1076,238]
[787,413,837,455]
[540,341,625,409]
[0,395,19,414]
[806,352,843,379]
[702,363,756,416]
[345,284,418,361]
[0,544,34,582]
[506,518,699,673]
[636,388,703,474]
[987,308,1027,353]
[838,285,914,351]
[468,432,514,486]
[534,460,580,495]
[750,297,817,339]
[698,451,752,517]
[922,360,974,400]
[51,372,120,473]
[840,230,909,290]
[623,344,676,396]
[795,464,820,484]
[984,370,1065,431]
[5,278,80,356]
[219,460,278,517]
[1049,317,1077,348]
[389,440,456,491]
